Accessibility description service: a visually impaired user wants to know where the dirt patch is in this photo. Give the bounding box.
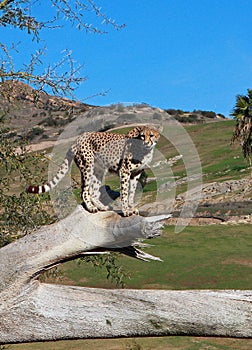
[79,277,88,283]
[165,216,224,226]
[165,214,252,226]
[222,258,252,268]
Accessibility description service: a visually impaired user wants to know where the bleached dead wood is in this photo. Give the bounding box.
[0,206,252,344]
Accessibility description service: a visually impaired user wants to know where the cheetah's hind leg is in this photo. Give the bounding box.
[80,167,100,213]
[127,171,142,216]
[119,169,139,217]
[89,173,110,211]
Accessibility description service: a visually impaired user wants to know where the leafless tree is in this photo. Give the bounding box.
[0,0,125,97]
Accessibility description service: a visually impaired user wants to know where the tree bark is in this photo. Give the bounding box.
[0,206,252,344]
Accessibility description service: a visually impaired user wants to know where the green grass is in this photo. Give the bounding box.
[61,224,252,290]
[155,120,249,185]
[183,120,249,181]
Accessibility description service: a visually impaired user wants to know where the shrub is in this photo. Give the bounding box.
[201,111,216,118]
[0,120,54,247]
[26,126,44,140]
[166,108,185,116]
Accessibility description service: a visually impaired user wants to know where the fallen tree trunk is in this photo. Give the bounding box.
[0,206,252,343]
[2,284,252,343]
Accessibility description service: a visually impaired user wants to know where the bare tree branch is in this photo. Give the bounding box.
[51,0,125,33]
[0,0,14,11]
[0,46,87,97]
[0,1,125,97]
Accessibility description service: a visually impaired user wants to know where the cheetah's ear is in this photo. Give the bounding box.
[146,124,162,134]
[155,124,163,133]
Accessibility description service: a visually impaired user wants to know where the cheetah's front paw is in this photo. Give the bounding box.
[122,208,139,217]
[83,202,99,213]
[92,200,110,212]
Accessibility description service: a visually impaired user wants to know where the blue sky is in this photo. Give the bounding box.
[2,0,252,116]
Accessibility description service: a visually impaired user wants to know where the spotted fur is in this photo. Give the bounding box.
[27,126,160,216]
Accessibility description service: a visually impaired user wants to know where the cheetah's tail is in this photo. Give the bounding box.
[26,152,73,194]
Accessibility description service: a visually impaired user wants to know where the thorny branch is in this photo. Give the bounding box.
[0,0,125,97]
[0,45,86,96]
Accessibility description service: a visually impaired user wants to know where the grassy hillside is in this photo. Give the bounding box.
[184,120,249,181]
[160,119,249,183]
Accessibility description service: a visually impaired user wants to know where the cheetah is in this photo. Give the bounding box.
[26,126,160,216]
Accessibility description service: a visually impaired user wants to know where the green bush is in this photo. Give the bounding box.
[0,120,54,247]
[26,126,44,140]
[174,114,199,123]
[166,108,185,116]
[201,110,216,118]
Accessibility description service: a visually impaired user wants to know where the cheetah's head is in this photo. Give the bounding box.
[127,126,160,149]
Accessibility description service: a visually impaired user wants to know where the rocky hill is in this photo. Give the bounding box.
[0,80,226,143]
[0,80,94,142]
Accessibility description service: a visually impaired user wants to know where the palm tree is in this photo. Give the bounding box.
[231,89,252,168]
